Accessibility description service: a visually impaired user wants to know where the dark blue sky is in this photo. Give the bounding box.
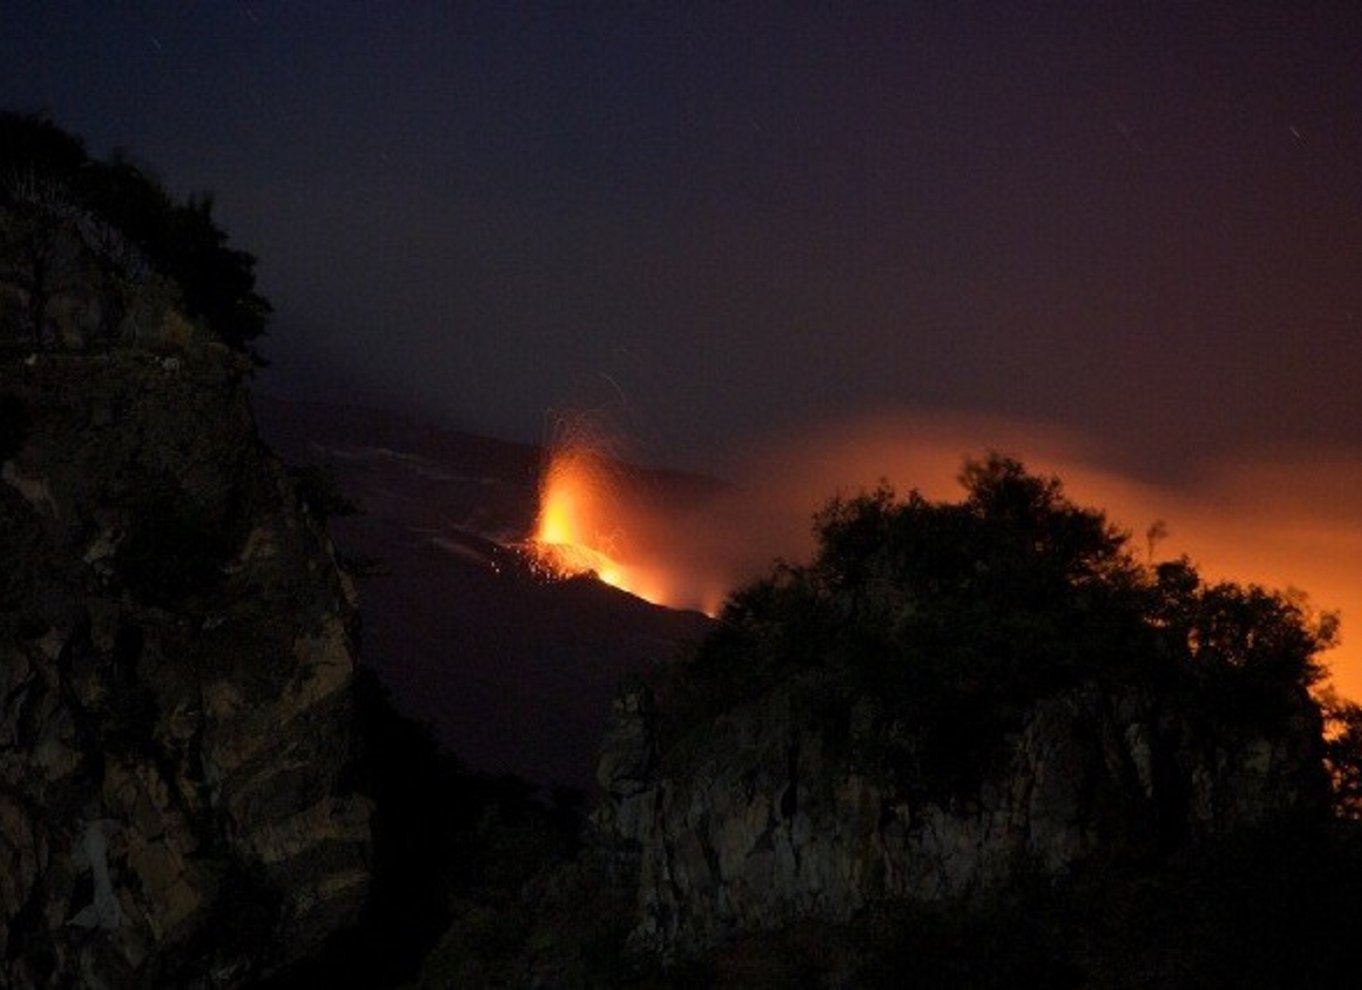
[5,1,1361,477]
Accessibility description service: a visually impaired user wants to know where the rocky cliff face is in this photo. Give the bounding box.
[0,347,371,987]
[596,671,1325,957]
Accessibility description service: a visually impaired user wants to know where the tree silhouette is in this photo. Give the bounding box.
[0,165,97,346]
[676,454,1339,798]
[0,111,271,354]
[1323,696,1362,818]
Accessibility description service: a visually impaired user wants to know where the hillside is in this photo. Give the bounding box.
[418,458,1362,986]
[253,395,715,788]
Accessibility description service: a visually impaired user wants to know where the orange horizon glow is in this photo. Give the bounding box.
[523,410,1362,701]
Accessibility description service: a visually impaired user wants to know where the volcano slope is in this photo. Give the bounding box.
[253,396,714,789]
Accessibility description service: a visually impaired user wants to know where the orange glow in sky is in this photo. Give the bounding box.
[525,411,1362,700]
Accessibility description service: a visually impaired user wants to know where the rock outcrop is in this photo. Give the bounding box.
[597,671,1325,957]
[0,348,371,987]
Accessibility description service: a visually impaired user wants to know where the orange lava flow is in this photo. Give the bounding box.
[528,444,650,601]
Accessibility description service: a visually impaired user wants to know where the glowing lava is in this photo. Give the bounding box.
[522,424,725,614]
[528,442,638,598]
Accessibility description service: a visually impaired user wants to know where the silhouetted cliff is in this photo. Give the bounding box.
[580,461,1350,984]
[0,347,370,986]
[597,670,1325,957]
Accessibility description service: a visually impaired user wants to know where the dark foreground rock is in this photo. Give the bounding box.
[0,348,370,987]
[596,673,1325,958]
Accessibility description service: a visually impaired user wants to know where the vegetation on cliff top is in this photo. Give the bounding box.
[671,454,1347,805]
[0,111,269,355]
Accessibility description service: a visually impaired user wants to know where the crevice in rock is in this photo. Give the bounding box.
[780,735,799,821]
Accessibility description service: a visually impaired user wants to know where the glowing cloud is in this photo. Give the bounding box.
[514,405,1356,702]
[526,409,1362,699]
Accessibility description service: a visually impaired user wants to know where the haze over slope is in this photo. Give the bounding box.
[254,397,712,788]
[258,395,1361,794]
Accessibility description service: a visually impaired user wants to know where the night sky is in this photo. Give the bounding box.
[8,2,1362,691]
[7,1,1360,476]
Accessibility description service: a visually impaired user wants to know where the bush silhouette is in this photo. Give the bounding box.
[672,454,1338,800]
[0,111,270,354]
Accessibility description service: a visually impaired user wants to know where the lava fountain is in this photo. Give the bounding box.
[528,442,631,590]
[520,415,727,614]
